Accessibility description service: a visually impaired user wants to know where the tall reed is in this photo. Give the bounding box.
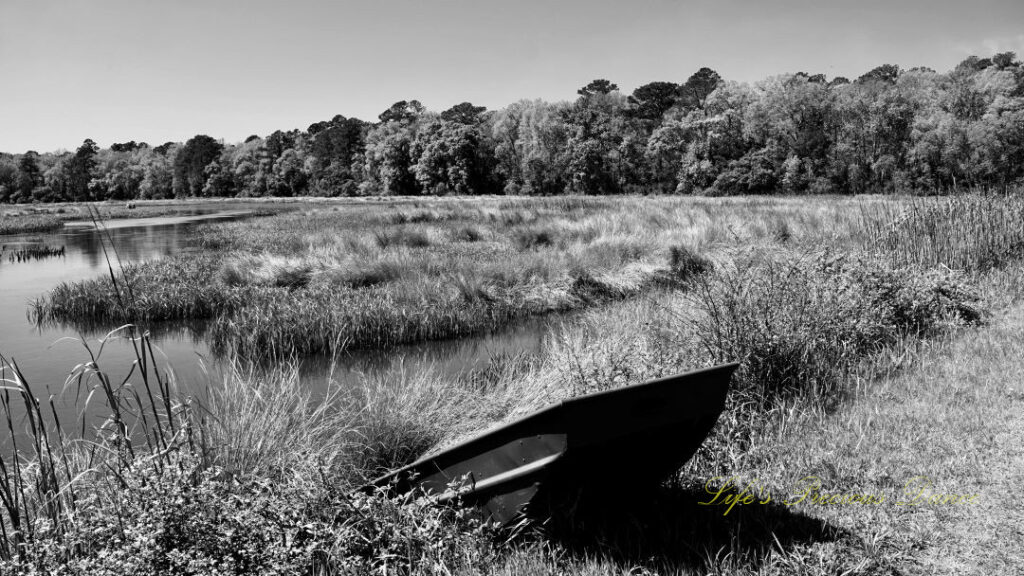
[862,192,1024,271]
[0,328,191,564]
[0,207,192,563]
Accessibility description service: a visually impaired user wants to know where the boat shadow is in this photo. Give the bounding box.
[528,483,852,571]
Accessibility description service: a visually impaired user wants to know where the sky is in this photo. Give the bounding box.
[2,0,1023,153]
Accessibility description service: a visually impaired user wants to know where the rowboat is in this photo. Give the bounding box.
[365,363,739,524]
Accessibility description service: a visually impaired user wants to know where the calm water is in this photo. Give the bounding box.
[1,209,552,440]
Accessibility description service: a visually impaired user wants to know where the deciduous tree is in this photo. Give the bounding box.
[173,135,223,197]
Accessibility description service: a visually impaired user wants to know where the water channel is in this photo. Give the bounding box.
[0,207,553,442]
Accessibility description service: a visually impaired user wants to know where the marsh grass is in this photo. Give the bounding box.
[32,256,232,326]
[33,192,1016,361]
[318,259,407,289]
[451,225,485,242]
[664,244,713,285]
[3,274,975,574]
[2,245,65,263]
[374,228,433,249]
[219,253,315,288]
[0,214,64,235]
[0,358,502,574]
[9,192,1024,573]
[511,225,558,250]
[35,197,707,358]
[3,306,504,572]
[863,193,1024,271]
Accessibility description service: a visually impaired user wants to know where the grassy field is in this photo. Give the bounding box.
[4,192,1024,574]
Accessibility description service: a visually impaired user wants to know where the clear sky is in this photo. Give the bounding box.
[2,0,1022,153]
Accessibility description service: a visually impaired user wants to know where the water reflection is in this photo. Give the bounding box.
[297,316,554,398]
[0,211,248,446]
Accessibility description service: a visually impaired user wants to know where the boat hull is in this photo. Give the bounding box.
[366,363,739,524]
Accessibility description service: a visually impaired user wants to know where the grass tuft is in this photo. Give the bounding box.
[511,225,558,251]
[375,228,432,249]
[668,244,713,283]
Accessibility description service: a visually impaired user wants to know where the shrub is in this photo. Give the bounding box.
[689,250,984,401]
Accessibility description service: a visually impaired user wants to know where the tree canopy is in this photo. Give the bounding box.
[4,54,1024,203]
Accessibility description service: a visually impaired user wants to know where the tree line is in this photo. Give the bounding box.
[2,53,1023,203]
